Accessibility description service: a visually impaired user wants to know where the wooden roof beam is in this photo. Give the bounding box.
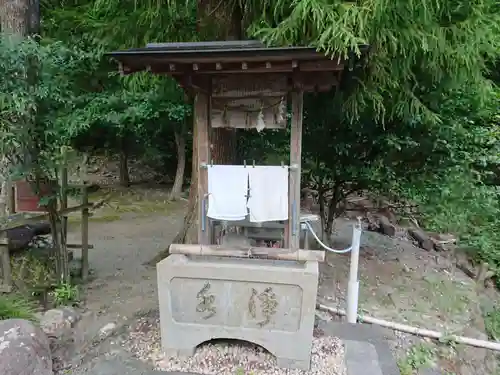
[174,71,340,94]
[145,59,344,75]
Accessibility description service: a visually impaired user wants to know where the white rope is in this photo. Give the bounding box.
[304,220,358,254]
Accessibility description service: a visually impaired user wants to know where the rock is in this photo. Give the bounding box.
[39,307,80,338]
[6,226,36,252]
[432,241,446,252]
[41,308,82,374]
[436,233,456,242]
[430,233,456,252]
[408,228,434,251]
[70,355,161,375]
[365,213,379,232]
[0,319,52,375]
[99,322,118,338]
[377,215,396,237]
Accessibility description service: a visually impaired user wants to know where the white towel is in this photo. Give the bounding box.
[207,165,249,221]
[247,166,289,223]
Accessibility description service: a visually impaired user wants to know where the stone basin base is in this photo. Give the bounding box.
[157,253,319,370]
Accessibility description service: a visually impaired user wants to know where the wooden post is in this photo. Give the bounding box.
[8,184,15,214]
[0,232,12,292]
[195,91,210,245]
[81,154,89,281]
[286,91,304,250]
[1,181,14,291]
[60,152,69,243]
[60,150,70,283]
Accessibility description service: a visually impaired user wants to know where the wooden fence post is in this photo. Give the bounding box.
[81,154,89,281]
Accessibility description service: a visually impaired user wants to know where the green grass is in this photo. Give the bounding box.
[68,214,122,225]
[0,294,37,321]
[397,343,436,375]
[66,187,183,226]
[484,306,500,341]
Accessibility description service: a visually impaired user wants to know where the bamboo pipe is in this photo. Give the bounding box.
[317,303,500,352]
[169,244,325,262]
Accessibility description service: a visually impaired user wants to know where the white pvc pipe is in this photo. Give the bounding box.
[346,221,362,324]
[317,303,500,352]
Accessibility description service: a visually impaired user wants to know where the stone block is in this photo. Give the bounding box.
[157,254,319,370]
[344,340,383,375]
[0,319,52,375]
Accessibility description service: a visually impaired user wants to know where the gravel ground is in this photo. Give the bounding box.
[123,316,346,375]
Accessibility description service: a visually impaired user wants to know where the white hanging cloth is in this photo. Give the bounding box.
[247,166,289,223]
[207,165,249,221]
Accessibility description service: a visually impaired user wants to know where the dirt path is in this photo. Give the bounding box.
[61,196,186,373]
[69,210,184,317]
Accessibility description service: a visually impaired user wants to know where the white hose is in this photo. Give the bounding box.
[304,220,362,254]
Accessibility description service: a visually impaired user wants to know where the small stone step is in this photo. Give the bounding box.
[344,340,383,375]
[70,355,203,375]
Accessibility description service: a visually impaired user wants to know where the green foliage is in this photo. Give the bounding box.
[0,295,37,321]
[0,33,101,178]
[41,0,195,173]
[484,306,500,341]
[166,0,500,123]
[248,0,500,124]
[44,0,197,49]
[397,343,436,375]
[52,283,80,306]
[68,78,190,150]
[11,251,57,292]
[400,87,500,274]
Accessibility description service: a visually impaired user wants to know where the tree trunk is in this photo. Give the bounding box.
[148,0,243,265]
[209,0,241,165]
[170,0,240,241]
[325,186,341,235]
[27,0,39,35]
[318,184,326,241]
[119,146,130,187]
[0,0,29,35]
[326,197,336,235]
[172,167,199,245]
[169,129,186,200]
[199,0,240,166]
[210,128,237,164]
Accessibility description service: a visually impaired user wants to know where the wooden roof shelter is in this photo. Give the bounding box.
[107,40,368,252]
[109,40,368,92]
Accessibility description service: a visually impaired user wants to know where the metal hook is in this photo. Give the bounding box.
[244,160,247,168]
